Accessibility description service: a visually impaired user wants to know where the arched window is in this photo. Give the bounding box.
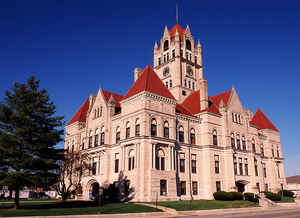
[261,144,264,156]
[128,150,135,171]
[242,136,246,150]
[231,133,235,149]
[89,131,93,148]
[95,128,100,147]
[186,39,191,51]
[190,128,196,144]
[135,118,140,136]
[163,121,169,138]
[163,40,169,51]
[116,126,120,144]
[236,134,241,150]
[100,126,105,145]
[155,149,165,170]
[213,129,218,146]
[126,121,130,139]
[252,138,256,153]
[151,118,157,137]
[179,126,184,143]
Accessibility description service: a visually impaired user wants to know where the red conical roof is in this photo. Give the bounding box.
[250,108,279,132]
[67,98,89,125]
[123,64,175,100]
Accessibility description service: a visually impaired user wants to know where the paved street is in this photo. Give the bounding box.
[181,207,300,218]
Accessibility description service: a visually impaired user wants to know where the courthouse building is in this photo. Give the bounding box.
[65,24,285,201]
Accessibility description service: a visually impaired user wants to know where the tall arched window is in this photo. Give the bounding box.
[252,138,256,153]
[179,126,184,143]
[231,133,235,149]
[100,126,105,145]
[163,121,169,138]
[151,118,157,137]
[242,136,246,150]
[261,144,264,156]
[186,39,191,51]
[126,121,130,139]
[135,118,140,136]
[116,126,120,144]
[128,150,135,171]
[213,129,218,146]
[95,128,100,147]
[155,149,165,170]
[163,40,169,51]
[190,128,196,144]
[236,134,241,150]
[89,131,93,148]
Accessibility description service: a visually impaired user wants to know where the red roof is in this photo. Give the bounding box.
[286,175,300,184]
[102,90,123,107]
[169,24,185,41]
[67,98,89,125]
[209,90,232,107]
[176,104,194,116]
[250,108,279,132]
[123,64,175,100]
[182,90,221,115]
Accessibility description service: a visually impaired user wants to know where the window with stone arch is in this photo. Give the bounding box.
[128,149,135,171]
[95,128,100,147]
[242,136,246,150]
[186,39,192,51]
[100,126,105,145]
[236,134,241,150]
[163,121,169,139]
[252,138,256,153]
[89,130,93,148]
[231,133,235,149]
[135,118,140,136]
[155,149,165,170]
[179,126,184,143]
[213,129,218,146]
[116,126,120,144]
[163,40,169,51]
[126,121,130,139]
[151,118,157,137]
[190,128,196,144]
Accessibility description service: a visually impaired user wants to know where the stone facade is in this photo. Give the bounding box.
[65,24,286,202]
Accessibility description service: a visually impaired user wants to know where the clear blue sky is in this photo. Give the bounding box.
[0,0,299,176]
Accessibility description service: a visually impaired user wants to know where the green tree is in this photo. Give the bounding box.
[0,76,64,209]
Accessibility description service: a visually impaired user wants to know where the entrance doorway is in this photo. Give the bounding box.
[89,182,100,200]
[235,180,249,193]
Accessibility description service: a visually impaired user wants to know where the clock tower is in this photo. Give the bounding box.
[153,24,204,102]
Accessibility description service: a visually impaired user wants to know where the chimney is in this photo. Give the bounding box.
[199,78,209,110]
[134,68,143,82]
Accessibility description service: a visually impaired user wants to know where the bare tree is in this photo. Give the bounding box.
[54,151,90,200]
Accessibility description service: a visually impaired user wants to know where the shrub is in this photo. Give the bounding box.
[278,190,294,198]
[213,191,243,201]
[244,192,259,203]
[265,191,282,201]
[230,191,243,200]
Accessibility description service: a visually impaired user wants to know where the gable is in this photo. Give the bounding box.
[250,108,279,132]
[67,98,89,125]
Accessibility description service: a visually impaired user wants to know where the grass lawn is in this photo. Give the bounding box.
[153,200,258,211]
[0,200,161,217]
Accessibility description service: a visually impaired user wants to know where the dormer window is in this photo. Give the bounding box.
[163,40,169,51]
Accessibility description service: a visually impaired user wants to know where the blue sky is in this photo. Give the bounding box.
[0,0,299,176]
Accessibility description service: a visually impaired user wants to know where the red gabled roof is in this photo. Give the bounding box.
[67,98,89,125]
[182,90,221,115]
[169,24,185,41]
[250,108,279,132]
[123,64,175,100]
[176,104,194,116]
[102,90,123,107]
[209,90,232,107]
